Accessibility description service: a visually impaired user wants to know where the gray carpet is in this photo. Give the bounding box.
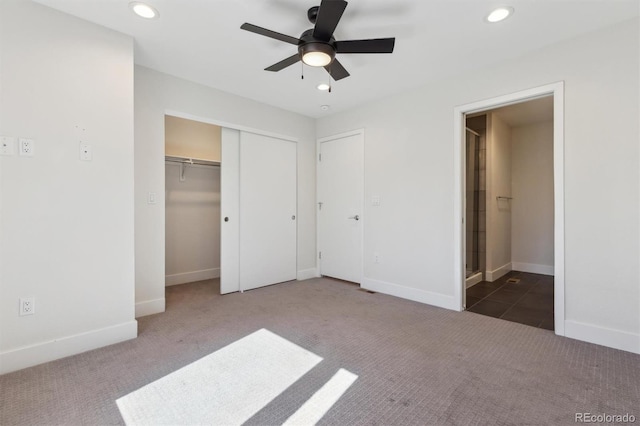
[1,277,638,425]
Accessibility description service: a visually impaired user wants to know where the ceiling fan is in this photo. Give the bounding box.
[240,0,395,81]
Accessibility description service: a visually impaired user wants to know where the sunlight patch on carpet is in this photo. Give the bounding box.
[116,329,322,425]
[283,368,358,426]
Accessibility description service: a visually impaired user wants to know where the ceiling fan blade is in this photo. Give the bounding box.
[265,54,301,72]
[240,23,300,45]
[313,0,348,41]
[324,59,350,81]
[335,38,395,54]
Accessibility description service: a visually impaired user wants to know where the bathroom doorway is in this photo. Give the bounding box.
[453,83,565,335]
[465,97,554,329]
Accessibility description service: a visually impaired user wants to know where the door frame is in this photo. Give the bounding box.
[164,110,299,143]
[452,82,565,336]
[316,129,365,283]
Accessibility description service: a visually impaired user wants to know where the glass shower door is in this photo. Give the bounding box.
[465,129,480,277]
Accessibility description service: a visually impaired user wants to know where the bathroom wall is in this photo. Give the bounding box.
[485,113,512,281]
[511,120,554,274]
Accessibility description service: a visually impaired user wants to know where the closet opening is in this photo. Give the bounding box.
[164,115,222,293]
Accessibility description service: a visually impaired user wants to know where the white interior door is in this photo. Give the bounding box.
[240,132,297,291]
[318,131,364,283]
[220,128,240,294]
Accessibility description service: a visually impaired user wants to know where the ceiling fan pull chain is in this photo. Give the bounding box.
[329,67,332,93]
[301,62,304,80]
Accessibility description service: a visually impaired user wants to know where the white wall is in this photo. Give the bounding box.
[486,113,512,280]
[317,19,639,353]
[165,163,220,286]
[511,121,554,274]
[134,66,316,317]
[0,1,136,373]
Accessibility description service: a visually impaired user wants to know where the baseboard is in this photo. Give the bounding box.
[362,278,458,311]
[0,320,138,375]
[165,268,220,286]
[465,272,483,288]
[297,268,319,281]
[564,320,640,354]
[485,263,512,282]
[511,262,554,276]
[135,298,165,318]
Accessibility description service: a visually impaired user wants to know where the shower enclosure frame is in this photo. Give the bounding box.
[464,127,483,282]
[452,82,565,336]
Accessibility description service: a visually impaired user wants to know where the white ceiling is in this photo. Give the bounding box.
[34,0,638,118]
[494,96,554,127]
[467,96,553,130]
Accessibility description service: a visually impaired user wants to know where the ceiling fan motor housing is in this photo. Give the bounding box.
[307,6,320,24]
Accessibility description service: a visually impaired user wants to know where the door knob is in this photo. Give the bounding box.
[224,217,229,222]
[291,215,296,220]
[348,215,360,221]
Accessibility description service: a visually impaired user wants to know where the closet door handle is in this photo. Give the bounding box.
[291,215,296,220]
[224,217,229,222]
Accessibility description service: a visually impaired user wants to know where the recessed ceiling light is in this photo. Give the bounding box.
[320,105,330,111]
[317,83,330,91]
[486,6,513,23]
[129,2,159,19]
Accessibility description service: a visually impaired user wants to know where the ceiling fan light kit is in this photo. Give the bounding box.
[240,0,395,82]
[300,42,334,67]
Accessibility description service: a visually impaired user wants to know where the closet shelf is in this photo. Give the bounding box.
[165,155,220,167]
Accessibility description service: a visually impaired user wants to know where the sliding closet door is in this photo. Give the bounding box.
[220,128,240,294]
[240,132,297,291]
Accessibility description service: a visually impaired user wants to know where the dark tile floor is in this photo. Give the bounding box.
[466,271,554,330]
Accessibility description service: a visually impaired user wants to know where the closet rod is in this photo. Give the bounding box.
[165,156,220,167]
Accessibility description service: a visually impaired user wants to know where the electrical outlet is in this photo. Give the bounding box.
[19,298,35,316]
[19,138,35,156]
[1,136,15,156]
[374,253,380,264]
